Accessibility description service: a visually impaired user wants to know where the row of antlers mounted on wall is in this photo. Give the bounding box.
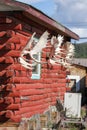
[19,31,75,70]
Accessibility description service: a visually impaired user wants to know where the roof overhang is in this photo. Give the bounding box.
[0,0,79,40]
[71,58,87,68]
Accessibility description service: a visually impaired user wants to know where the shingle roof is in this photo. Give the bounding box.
[71,58,87,67]
[0,0,79,40]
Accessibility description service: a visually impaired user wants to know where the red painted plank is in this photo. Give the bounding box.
[6,70,14,77]
[41,64,48,68]
[5,43,16,50]
[0,31,6,37]
[0,111,6,116]
[0,22,22,31]
[8,77,43,83]
[0,57,5,63]
[5,105,50,122]
[14,71,30,77]
[6,30,16,38]
[20,89,44,96]
[15,44,21,50]
[0,98,4,103]
[0,70,6,76]
[5,104,20,110]
[15,94,48,103]
[0,35,20,44]
[0,85,5,91]
[9,83,53,91]
[41,73,66,78]
[51,83,66,88]
[6,110,14,118]
[42,52,47,58]
[0,44,5,50]
[6,84,16,91]
[42,48,51,52]
[7,91,20,97]
[15,103,49,115]
[51,87,58,92]
[11,64,28,71]
[46,78,66,83]
[6,82,66,91]
[52,65,62,70]
[7,88,51,97]
[42,69,62,73]
[0,56,14,63]
[0,50,20,57]
[43,79,53,83]
[5,56,14,64]
[16,30,31,37]
[16,32,30,45]
[21,98,51,108]
[0,64,27,72]
[14,97,20,103]
[4,97,14,104]
[6,83,44,91]
[44,88,52,93]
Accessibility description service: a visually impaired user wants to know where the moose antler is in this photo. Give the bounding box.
[62,42,75,67]
[19,31,75,69]
[49,35,65,65]
[19,31,50,69]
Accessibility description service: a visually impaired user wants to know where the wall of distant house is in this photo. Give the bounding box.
[70,65,86,90]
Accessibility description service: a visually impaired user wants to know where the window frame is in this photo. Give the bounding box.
[67,75,80,92]
[31,37,41,79]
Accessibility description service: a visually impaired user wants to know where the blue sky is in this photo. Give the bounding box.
[16,0,87,43]
[31,0,55,17]
[16,0,55,16]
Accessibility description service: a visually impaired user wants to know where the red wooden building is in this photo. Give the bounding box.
[0,0,79,124]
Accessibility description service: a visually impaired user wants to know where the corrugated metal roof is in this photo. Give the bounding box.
[71,58,87,67]
[0,0,79,40]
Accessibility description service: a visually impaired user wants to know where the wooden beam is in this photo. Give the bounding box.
[0,22,22,31]
[6,69,14,77]
[8,77,43,83]
[0,57,5,63]
[5,104,20,110]
[5,56,14,63]
[0,31,6,37]
[4,97,14,104]
[0,50,20,57]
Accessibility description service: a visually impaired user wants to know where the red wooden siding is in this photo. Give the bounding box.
[0,12,67,123]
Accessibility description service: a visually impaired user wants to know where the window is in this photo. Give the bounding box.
[31,53,41,79]
[31,38,41,79]
[67,75,80,92]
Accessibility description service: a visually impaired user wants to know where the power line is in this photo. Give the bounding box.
[80,37,87,39]
[62,22,87,27]
[63,22,87,24]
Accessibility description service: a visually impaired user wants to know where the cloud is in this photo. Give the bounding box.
[71,27,87,43]
[71,27,87,37]
[52,0,87,40]
[53,0,87,27]
[16,0,87,40]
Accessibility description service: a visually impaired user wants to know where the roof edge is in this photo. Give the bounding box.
[0,0,79,40]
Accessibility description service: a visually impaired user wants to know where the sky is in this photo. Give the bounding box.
[16,0,87,43]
